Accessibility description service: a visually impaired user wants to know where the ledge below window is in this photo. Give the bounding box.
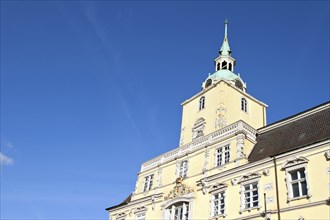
[239,206,261,214]
[288,194,311,202]
[210,214,226,220]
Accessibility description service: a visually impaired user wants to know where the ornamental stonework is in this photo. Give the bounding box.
[164,177,194,200]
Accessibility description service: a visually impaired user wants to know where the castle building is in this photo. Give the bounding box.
[106,20,330,220]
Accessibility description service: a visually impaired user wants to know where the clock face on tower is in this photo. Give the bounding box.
[235,79,243,90]
[205,79,212,88]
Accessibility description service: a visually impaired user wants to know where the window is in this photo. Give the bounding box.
[222,61,227,69]
[241,98,247,112]
[228,63,232,71]
[143,174,154,192]
[282,156,310,201]
[216,145,230,166]
[217,63,220,71]
[136,213,145,220]
[165,202,189,220]
[199,96,205,110]
[242,182,259,209]
[212,191,225,217]
[289,168,307,198]
[179,160,188,178]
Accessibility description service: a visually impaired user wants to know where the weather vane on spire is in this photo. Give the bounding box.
[224,19,228,37]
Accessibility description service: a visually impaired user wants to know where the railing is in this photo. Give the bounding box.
[141,120,256,172]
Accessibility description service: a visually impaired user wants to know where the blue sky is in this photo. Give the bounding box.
[1,1,329,219]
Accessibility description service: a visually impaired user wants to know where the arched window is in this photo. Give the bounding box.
[199,96,205,110]
[222,61,227,70]
[217,63,221,71]
[241,98,247,112]
[165,202,190,220]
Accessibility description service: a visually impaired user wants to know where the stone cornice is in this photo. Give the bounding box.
[141,120,257,172]
[107,193,163,212]
[204,139,329,185]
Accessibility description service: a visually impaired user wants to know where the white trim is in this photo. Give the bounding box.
[143,174,154,192]
[211,190,226,218]
[162,193,194,220]
[240,181,260,213]
[215,144,230,167]
[178,160,189,178]
[135,212,145,220]
[141,120,257,172]
[205,140,329,184]
[284,161,311,202]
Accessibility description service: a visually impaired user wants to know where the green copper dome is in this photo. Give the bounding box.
[208,69,239,81]
[203,69,246,91]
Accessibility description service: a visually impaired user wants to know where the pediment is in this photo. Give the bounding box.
[282,156,309,169]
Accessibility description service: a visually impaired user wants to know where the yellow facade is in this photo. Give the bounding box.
[106,21,330,220]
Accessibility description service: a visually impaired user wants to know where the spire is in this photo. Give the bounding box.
[220,19,231,56]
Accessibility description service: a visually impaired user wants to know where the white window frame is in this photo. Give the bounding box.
[238,173,261,213]
[178,160,188,178]
[199,96,205,111]
[241,97,247,113]
[215,144,230,167]
[242,182,259,210]
[135,212,145,220]
[143,174,154,192]
[282,157,311,201]
[211,191,226,217]
[164,201,191,220]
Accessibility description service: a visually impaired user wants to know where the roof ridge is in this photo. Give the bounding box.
[258,101,330,134]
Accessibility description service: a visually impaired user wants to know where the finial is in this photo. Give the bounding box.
[224,19,228,37]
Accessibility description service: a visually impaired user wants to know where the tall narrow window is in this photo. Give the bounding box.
[216,145,230,167]
[212,191,225,217]
[179,160,188,178]
[199,96,205,110]
[217,63,221,71]
[143,174,154,192]
[241,98,247,112]
[222,61,227,69]
[228,63,232,71]
[242,182,259,209]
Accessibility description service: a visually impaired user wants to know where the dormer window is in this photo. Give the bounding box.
[241,98,247,112]
[199,96,205,110]
[222,61,227,70]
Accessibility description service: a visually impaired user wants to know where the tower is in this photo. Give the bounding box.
[179,20,267,146]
